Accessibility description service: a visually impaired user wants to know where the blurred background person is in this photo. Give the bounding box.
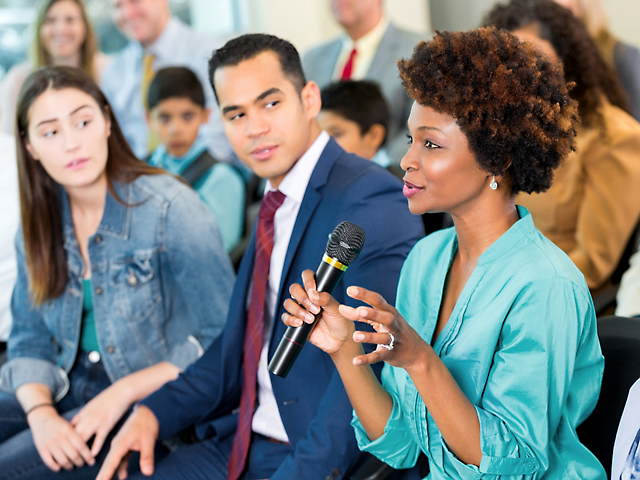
[318,80,391,166]
[0,132,19,360]
[0,66,234,479]
[551,0,640,122]
[303,0,423,164]
[486,0,640,293]
[101,0,234,164]
[146,67,245,252]
[0,0,108,135]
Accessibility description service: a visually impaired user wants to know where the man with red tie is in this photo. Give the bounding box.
[97,34,423,480]
[303,0,425,164]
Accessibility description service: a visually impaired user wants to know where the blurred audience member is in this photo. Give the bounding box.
[612,378,640,479]
[0,66,234,479]
[318,80,391,166]
[146,67,245,252]
[0,0,108,135]
[486,0,640,292]
[552,0,640,121]
[101,0,233,162]
[0,133,19,352]
[616,250,640,317]
[303,0,423,163]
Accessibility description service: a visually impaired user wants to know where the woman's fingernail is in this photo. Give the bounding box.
[358,307,367,317]
[305,313,315,323]
[348,287,358,296]
[353,357,362,366]
[309,303,320,314]
[354,332,365,342]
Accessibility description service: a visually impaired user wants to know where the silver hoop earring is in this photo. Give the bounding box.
[490,176,498,190]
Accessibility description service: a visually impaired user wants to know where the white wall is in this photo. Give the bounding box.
[250,0,431,55]
[607,0,640,47]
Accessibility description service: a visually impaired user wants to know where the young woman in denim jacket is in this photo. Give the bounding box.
[0,66,235,479]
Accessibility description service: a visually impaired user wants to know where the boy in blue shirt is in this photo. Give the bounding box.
[146,67,245,251]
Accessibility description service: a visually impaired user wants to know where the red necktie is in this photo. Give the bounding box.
[227,190,286,480]
[340,47,357,80]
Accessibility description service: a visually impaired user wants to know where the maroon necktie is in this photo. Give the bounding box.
[227,190,286,480]
[340,47,357,80]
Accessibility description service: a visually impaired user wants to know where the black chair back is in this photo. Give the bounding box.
[577,315,640,477]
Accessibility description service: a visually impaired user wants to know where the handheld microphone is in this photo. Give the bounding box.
[268,221,366,378]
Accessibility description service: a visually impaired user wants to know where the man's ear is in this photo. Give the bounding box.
[363,124,387,152]
[301,81,322,119]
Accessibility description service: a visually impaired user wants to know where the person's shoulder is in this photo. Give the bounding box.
[1,62,31,88]
[330,149,401,190]
[101,42,139,72]
[385,22,426,50]
[602,100,640,142]
[507,225,591,297]
[303,36,343,61]
[130,173,194,205]
[170,18,220,51]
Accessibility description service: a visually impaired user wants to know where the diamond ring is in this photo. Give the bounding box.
[380,332,394,351]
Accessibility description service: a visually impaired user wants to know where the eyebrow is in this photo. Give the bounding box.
[35,104,93,127]
[221,87,284,116]
[416,126,444,134]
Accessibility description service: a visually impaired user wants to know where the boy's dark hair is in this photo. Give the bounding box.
[208,33,306,103]
[321,80,390,146]
[147,67,205,111]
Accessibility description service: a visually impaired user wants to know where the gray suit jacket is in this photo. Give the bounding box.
[303,23,425,163]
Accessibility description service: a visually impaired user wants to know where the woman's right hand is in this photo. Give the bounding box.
[282,269,356,355]
[27,407,95,472]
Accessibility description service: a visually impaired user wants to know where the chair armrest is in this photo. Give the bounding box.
[350,455,395,480]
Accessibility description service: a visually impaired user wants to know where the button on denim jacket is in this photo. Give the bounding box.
[0,174,235,401]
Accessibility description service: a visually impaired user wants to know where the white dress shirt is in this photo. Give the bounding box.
[251,131,331,442]
[332,16,391,81]
[0,133,19,341]
[612,378,640,479]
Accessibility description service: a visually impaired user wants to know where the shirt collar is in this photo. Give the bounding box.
[342,15,390,52]
[265,131,330,204]
[477,206,537,265]
[145,17,181,58]
[149,139,208,175]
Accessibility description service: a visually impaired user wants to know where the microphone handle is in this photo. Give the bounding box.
[268,259,346,378]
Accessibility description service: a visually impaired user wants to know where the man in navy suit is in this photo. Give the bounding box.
[97,34,423,480]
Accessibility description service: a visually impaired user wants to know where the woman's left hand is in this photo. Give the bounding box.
[339,285,430,370]
[71,382,132,457]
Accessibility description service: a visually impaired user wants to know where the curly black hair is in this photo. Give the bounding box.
[398,27,579,195]
[484,0,629,130]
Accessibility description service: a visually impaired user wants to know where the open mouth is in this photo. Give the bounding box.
[251,145,278,160]
[402,180,425,198]
[66,158,89,169]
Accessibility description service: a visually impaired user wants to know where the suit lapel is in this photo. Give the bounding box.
[366,23,398,81]
[269,139,343,340]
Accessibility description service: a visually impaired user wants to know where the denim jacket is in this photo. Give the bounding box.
[0,174,234,401]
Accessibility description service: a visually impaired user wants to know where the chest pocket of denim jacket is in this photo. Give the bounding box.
[109,249,162,322]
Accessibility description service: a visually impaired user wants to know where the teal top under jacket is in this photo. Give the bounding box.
[352,206,606,479]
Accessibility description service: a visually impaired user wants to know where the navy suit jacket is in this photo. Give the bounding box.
[142,139,424,479]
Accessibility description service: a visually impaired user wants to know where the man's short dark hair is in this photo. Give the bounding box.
[147,67,205,111]
[320,80,390,146]
[208,33,307,103]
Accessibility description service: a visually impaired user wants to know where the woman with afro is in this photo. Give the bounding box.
[282,27,606,479]
[486,0,640,293]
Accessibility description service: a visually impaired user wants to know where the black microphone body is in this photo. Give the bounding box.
[268,256,346,378]
[268,221,366,378]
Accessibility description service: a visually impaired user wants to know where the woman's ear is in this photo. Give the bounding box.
[25,140,39,161]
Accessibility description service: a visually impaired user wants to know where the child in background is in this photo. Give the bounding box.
[146,67,245,252]
[317,80,394,167]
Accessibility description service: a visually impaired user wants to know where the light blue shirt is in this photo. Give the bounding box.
[149,141,245,251]
[353,206,606,479]
[100,18,234,163]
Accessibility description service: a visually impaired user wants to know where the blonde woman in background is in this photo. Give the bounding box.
[553,0,640,121]
[0,0,108,134]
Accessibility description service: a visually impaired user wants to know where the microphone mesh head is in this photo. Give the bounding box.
[325,221,366,266]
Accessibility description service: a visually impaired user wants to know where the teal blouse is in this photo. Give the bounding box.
[80,278,99,353]
[352,207,606,479]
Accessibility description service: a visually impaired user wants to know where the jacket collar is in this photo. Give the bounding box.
[61,180,132,247]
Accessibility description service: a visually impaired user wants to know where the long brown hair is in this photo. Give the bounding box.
[32,0,99,79]
[16,66,164,305]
